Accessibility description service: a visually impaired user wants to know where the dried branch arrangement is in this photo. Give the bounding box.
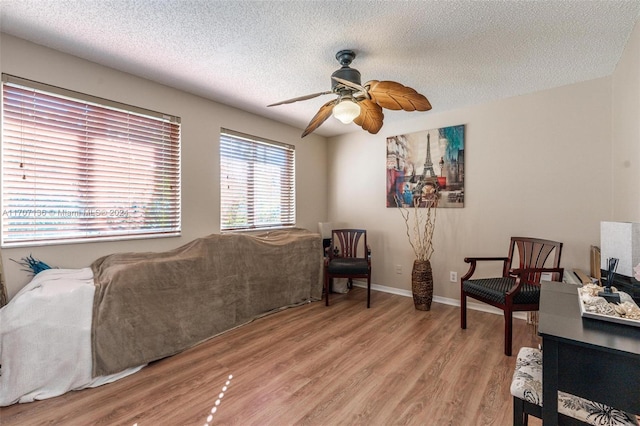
[395,190,439,261]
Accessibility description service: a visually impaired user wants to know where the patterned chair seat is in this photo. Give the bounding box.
[511,347,638,425]
[462,277,541,305]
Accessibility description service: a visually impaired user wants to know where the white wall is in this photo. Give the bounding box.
[612,18,640,221]
[0,34,328,298]
[327,77,613,300]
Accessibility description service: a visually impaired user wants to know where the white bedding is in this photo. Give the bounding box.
[0,268,144,406]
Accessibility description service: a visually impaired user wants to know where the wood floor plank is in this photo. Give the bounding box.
[0,288,542,425]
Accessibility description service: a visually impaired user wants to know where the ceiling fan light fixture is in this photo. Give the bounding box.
[333,98,360,124]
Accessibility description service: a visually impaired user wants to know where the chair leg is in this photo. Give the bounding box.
[504,309,513,356]
[513,396,526,426]
[325,274,330,306]
[461,292,467,329]
[366,275,371,308]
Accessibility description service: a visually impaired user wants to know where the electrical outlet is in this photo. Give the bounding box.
[450,271,457,282]
[395,264,403,274]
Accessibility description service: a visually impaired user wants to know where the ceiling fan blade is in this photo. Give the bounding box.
[301,99,338,137]
[353,99,384,134]
[267,91,333,107]
[332,76,367,95]
[366,80,432,112]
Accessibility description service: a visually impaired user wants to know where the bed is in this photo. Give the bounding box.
[0,228,323,406]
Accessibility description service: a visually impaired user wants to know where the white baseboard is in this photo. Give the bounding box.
[351,280,528,321]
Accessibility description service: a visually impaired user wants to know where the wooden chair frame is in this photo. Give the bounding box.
[324,229,372,308]
[460,237,563,356]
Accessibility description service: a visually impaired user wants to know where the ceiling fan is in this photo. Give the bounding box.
[268,49,432,138]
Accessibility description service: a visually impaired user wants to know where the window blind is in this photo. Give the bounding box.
[1,74,181,246]
[220,129,295,231]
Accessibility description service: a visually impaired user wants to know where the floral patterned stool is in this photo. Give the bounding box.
[510,347,638,426]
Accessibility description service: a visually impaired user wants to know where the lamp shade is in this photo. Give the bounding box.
[600,221,640,277]
[333,99,361,124]
[318,222,333,239]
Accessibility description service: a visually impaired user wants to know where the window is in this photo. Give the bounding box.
[1,74,181,247]
[220,129,294,231]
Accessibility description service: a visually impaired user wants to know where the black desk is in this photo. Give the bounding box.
[538,281,640,425]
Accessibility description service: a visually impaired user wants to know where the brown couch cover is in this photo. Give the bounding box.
[90,228,322,376]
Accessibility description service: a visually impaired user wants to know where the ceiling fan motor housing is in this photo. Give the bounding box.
[331,49,361,92]
[331,67,361,91]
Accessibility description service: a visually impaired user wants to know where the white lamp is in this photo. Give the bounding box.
[333,97,361,124]
[600,221,640,278]
[318,222,333,240]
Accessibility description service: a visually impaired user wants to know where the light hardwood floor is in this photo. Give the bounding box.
[0,287,542,426]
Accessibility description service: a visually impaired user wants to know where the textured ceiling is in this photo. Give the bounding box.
[1,0,639,138]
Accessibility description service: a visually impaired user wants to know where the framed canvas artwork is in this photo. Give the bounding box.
[386,124,465,208]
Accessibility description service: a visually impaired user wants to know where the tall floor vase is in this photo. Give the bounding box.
[412,259,433,311]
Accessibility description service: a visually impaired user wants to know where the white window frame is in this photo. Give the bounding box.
[1,74,181,247]
[220,128,295,232]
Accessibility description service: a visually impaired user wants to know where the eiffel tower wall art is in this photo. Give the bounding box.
[386,124,465,208]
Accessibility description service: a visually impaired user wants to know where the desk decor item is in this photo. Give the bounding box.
[578,283,640,327]
[599,257,621,303]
